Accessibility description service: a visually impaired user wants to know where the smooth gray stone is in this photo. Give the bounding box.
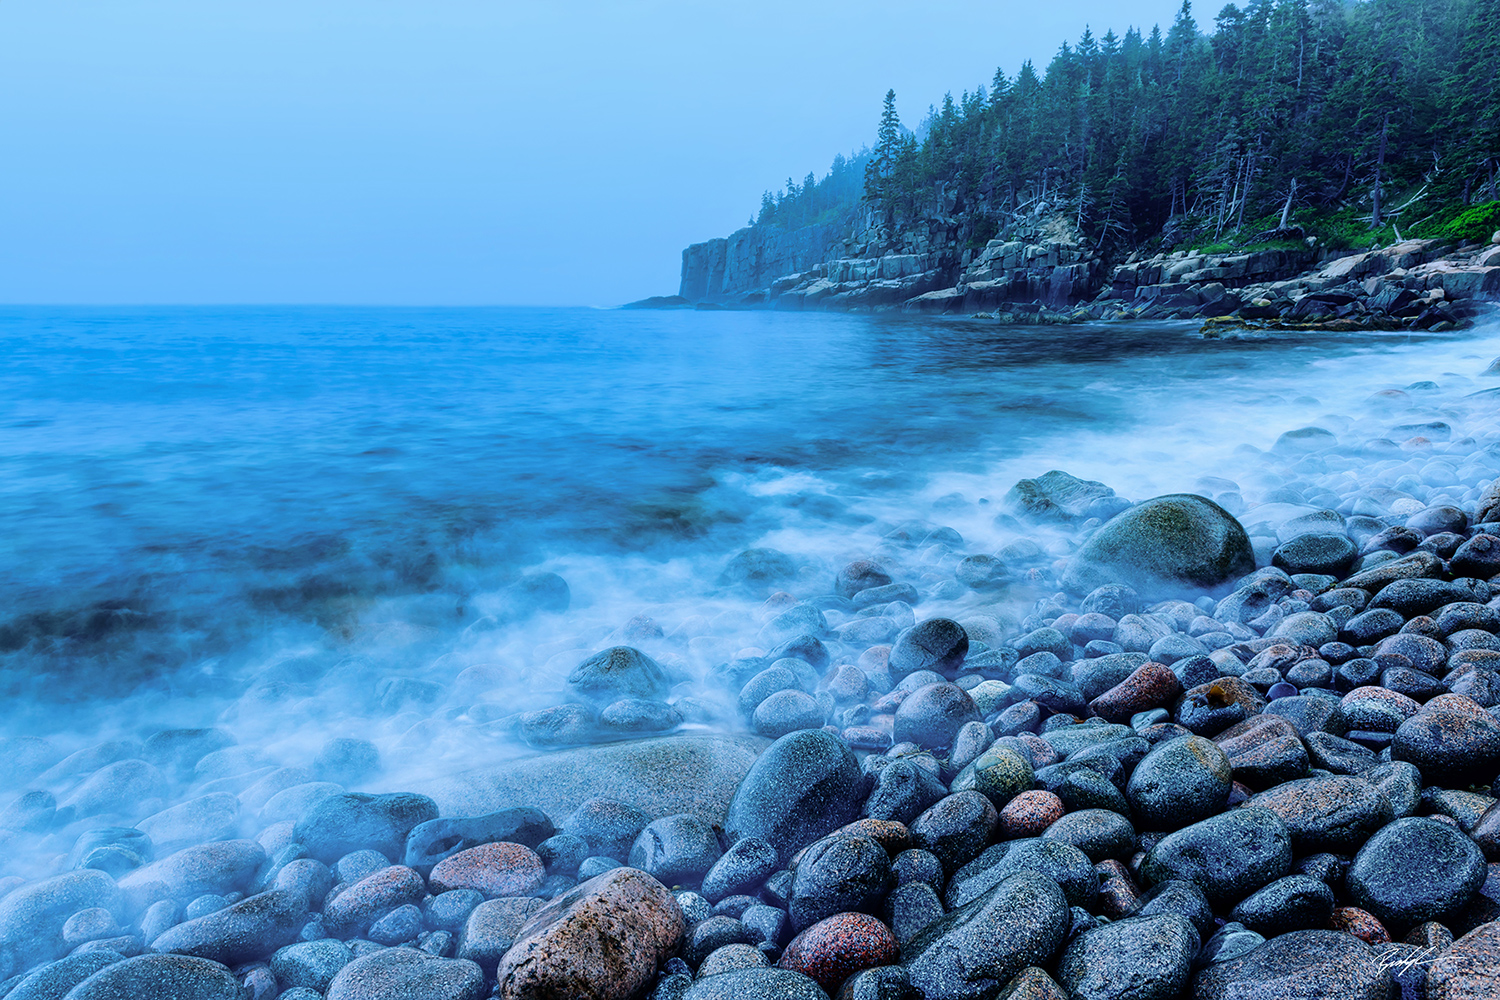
[427,735,767,828]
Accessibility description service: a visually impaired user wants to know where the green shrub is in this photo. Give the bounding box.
[1438,201,1500,243]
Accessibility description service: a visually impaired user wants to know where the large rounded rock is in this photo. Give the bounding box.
[1246,775,1393,854]
[456,897,543,974]
[430,842,545,898]
[899,871,1068,1000]
[294,792,438,864]
[0,870,122,976]
[494,867,685,1000]
[326,948,485,1000]
[1272,533,1358,577]
[62,954,244,1000]
[116,840,264,911]
[888,620,969,680]
[1392,706,1500,787]
[1141,807,1292,906]
[271,939,354,992]
[629,814,723,885]
[894,684,981,750]
[1057,914,1197,1000]
[1345,817,1487,928]
[725,730,864,863]
[1191,929,1391,999]
[788,835,893,931]
[778,912,898,994]
[1062,495,1255,599]
[428,735,766,831]
[5,952,124,1000]
[148,889,306,965]
[567,646,670,703]
[1126,735,1232,830]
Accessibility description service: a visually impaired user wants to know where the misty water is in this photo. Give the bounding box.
[3,304,1500,877]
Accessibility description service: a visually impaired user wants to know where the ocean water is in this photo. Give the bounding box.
[3,304,1500,779]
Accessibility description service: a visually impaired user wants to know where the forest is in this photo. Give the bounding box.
[753,0,1500,257]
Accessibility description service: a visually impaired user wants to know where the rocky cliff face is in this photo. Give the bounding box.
[679,222,848,302]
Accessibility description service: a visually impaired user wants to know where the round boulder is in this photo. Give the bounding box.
[1062,495,1255,599]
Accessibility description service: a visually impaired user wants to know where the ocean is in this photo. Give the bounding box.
[2,304,1498,774]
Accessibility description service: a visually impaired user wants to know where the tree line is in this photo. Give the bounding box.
[759,0,1500,256]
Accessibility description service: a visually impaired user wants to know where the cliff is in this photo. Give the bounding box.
[679,222,849,303]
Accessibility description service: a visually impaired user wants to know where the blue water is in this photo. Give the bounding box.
[1,305,1497,728]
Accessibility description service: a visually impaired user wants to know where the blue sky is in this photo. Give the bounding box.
[0,1,1183,306]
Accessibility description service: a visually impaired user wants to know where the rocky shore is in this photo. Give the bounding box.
[7,362,1500,999]
[669,230,1500,333]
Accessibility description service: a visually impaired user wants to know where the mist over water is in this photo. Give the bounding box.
[3,304,1500,876]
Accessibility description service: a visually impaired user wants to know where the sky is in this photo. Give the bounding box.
[0,1,1185,307]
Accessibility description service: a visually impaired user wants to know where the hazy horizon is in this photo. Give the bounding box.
[1,1,1183,307]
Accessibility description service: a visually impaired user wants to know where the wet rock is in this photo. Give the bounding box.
[701,837,778,903]
[1004,471,1116,523]
[1062,495,1255,599]
[600,701,684,740]
[779,912,899,993]
[629,814,723,886]
[683,916,758,965]
[62,953,245,1000]
[789,835,893,931]
[149,888,306,965]
[429,842,545,898]
[1392,703,1500,786]
[3,951,124,1000]
[294,793,438,865]
[899,871,1068,1000]
[494,867,685,1000]
[60,759,168,820]
[997,791,1065,839]
[326,947,484,1000]
[838,561,893,600]
[314,738,380,787]
[894,684,980,750]
[1194,929,1392,998]
[726,730,864,864]
[946,839,1098,911]
[1127,880,1214,941]
[1141,807,1292,906]
[0,869,122,975]
[456,897,543,974]
[1346,817,1487,928]
[697,943,767,977]
[909,792,997,875]
[885,882,944,945]
[324,866,427,934]
[1126,735,1232,830]
[1425,919,1500,998]
[1228,875,1336,935]
[568,646,671,703]
[1272,533,1359,577]
[1089,662,1183,723]
[1247,775,1393,853]
[888,621,969,680]
[1040,809,1136,862]
[682,968,829,1000]
[136,794,240,855]
[142,729,236,781]
[754,691,826,738]
[1056,914,1197,1000]
[721,549,798,589]
[271,939,354,992]
[404,808,555,869]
